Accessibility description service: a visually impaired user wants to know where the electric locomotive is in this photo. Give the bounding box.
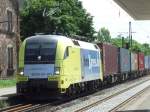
[17,35,103,98]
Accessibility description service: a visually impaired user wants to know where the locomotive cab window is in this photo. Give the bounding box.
[64,46,69,59]
[25,38,57,64]
[25,43,39,56]
[40,43,56,56]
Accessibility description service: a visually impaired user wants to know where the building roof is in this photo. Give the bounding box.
[114,0,150,20]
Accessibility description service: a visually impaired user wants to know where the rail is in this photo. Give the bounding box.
[75,79,150,112]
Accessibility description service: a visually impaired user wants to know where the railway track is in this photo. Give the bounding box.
[0,92,94,112]
[110,86,149,112]
[1,77,150,112]
[0,103,40,112]
[0,97,75,112]
[74,79,150,112]
[0,102,60,112]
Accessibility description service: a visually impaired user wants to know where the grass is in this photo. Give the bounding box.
[0,79,16,109]
[0,79,16,88]
[0,100,9,109]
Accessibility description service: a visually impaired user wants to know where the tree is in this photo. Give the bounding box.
[142,43,150,55]
[96,27,111,43]
[111,37,123,47]
[20,0,95,41]
[111,37,150,54]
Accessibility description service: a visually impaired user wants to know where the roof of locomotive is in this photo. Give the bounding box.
[25,35,99,51]
[25,35,68,42]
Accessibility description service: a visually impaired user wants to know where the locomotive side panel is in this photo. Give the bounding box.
[80,49,101,81]
[61,47,82,89]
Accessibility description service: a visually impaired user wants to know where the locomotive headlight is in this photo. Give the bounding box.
[20,71,24,75]
[18,68,24,76]
[55,67,60,75]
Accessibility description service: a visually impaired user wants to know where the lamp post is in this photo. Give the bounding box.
[118,30,136,49]
[129,21,132,48]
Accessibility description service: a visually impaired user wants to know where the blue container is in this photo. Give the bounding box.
[148,56,150,69]
[145,56,149,69]
[119,48,131,73]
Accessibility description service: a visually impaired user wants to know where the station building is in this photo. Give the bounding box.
[0,0,20,78]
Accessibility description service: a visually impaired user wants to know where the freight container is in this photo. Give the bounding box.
[147,56,150,69]
[131,53,138,71]
[138,52,145,71]
[97,43,118,77]
[118,48,131,73]
[145,56,149,70]
[148,56,150,69]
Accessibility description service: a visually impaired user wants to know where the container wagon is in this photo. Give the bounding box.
[118,48,131,81]
[97,43,118,83]
[145,55,150,74]
[145,56,149,70]
[130,52,138,78]
[138,52,145,76]
[148,56,150,72]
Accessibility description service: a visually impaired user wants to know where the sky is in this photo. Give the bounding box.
[80,0,150,44]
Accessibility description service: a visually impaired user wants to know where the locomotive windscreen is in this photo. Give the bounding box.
[25,37,57,64]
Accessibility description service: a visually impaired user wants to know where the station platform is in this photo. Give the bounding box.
[0,87,16,100]
[118,86,150,112]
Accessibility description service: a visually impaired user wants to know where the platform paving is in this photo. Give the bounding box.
[84,80,150,112]
[118,86,150,111]
[0,87,16,100]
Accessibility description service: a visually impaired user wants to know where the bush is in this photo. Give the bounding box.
[0,80,16,88]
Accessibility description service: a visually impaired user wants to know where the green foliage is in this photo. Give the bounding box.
[96,27,111,43]
[20,0,95,41]
[0,80,16,88]
[130,39,142,52]
[95,27,150,55]
[111,37,150,55]
[0,101,9,109]
[111,37,123,47]
[141,43,150,55]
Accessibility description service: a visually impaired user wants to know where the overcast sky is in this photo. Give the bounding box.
[80,0,150,44]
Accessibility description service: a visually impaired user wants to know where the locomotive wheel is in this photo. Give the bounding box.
[72,85,76,95]
[94,80,99,90]
[80,83,84,93]
[84,82,88,92]
[76,84,80,94]
[75,84,80,94]
[66,86,73,96]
